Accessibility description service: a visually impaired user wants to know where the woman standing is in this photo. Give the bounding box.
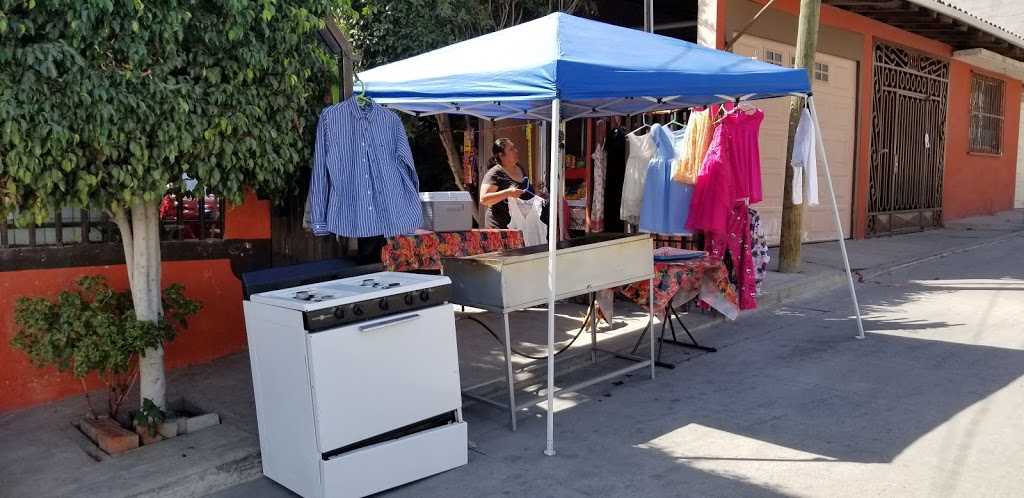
[479,138,544,229]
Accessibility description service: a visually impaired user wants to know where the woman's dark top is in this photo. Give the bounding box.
[481,164,535,229]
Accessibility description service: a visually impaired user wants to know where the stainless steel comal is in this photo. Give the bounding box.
[442,233,656,430]
[442,233,654,312]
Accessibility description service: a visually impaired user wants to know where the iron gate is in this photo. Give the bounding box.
[867,43,949,237]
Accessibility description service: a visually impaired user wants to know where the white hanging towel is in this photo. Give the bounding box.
[508,197,547,247]
[790,108,819,206]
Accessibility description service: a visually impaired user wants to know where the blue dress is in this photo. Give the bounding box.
[639,124,694,236]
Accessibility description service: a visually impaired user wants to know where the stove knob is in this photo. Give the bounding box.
[333,307,346,320]
[352,304,364,316]
[378,298,390,311]
[419,289,431,302]
[403,293,415,306]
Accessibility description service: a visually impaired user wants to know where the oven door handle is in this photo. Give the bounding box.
[358,313,421,332]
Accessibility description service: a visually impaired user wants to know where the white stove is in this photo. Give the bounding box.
[243,271,467,498]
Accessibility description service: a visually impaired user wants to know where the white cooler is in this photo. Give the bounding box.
[420,191,474,232]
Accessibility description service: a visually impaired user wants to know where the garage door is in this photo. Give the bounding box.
[731,35,857,243]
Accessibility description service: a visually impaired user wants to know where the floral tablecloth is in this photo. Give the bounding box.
[381,229,525,272]
[619,257,740,320]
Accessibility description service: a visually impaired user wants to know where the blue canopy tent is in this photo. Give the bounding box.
[359,12,865,455]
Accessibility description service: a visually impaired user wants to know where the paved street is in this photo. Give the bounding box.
[212,234,1024,497]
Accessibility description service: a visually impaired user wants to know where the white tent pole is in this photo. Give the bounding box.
[807,96,866,339]
[545,98,561,456]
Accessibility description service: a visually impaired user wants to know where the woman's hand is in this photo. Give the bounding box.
[506,187,525,199]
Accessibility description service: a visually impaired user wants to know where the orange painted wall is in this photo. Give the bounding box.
[0,192,271,414]
[747,0,1019,235]
[944,61,1022,220]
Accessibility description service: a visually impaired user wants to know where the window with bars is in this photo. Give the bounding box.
[969,73,1005,155]
[2,180,226,249]
[765,50,784,66]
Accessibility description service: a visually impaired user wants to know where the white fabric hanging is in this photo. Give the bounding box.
[509,197,547,247]
[791,108,819,206]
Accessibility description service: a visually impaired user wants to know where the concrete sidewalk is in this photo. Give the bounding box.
[1,210,1021,498]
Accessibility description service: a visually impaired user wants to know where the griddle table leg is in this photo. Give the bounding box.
[502,312,518,431]
[589,292,598,365]
[649,277,656,379]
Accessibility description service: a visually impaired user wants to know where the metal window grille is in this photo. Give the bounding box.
[2,207,112,248]
[2,194,226,249]
[969,73,1005,155]
[158,184,227,241]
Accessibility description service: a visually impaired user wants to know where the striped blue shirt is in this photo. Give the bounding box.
[310,97,423,238]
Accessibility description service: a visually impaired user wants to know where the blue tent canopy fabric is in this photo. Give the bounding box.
[358,12,811,120]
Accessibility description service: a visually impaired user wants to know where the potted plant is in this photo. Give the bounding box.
[10,275,201,448]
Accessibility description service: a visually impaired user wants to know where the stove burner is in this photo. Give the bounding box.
[359,279,401,289]
[293,291,334,302]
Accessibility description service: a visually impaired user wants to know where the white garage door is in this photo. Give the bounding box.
[732,35,857,243]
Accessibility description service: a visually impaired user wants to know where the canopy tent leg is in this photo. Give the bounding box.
[807,96,866,339]
[545,98,561,456]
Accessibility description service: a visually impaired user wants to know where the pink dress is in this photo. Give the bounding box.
[721,108,765,204]
[684,124,735,236]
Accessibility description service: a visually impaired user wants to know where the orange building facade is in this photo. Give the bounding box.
[704,0,1022,239]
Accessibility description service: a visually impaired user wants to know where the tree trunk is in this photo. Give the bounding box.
[778,0,821,273]
[115,199,166,410]
[437,114,482,225]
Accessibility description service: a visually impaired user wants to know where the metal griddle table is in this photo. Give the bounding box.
[442,233,656,430]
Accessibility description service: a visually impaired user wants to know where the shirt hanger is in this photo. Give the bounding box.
[353,74,371,108]
[664,110,685,131]
[629,113,651,135]
[714,99,758,125]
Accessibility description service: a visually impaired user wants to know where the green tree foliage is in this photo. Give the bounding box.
[0,0,346,219]
[1,0,349,411]
[345,0,487,69]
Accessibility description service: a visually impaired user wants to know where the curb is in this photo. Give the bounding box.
[131,451,264,498]
[862,230,1024,279]
[755,230,1024,311]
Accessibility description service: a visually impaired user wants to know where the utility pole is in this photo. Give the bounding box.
[778,0,822,273]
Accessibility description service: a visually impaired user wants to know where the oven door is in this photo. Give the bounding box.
[306,303,462,452]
